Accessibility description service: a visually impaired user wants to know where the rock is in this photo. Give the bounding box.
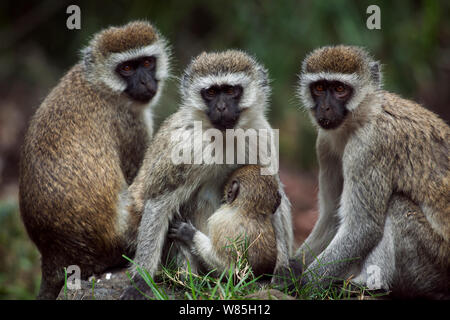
[57,268,132,300]
[57,269,297,300]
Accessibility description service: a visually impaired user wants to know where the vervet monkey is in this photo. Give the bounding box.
[19,21,171,299]
[121,50,293,299]
[169,165,280,276]
[291,45,449,298]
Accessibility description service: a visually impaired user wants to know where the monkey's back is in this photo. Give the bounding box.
[19,64,146,269]
[376,91,449,241]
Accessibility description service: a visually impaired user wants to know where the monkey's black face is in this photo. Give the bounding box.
[310,80,353,130]
[201,85,243,130]
[116,56,158,103]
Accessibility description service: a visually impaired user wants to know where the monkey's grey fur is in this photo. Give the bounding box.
[293,45,449,299]
[121,50,293,299]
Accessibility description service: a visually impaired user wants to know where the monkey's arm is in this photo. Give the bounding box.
[169,221,227,272]
[125,136,190,278]
[122,179,196,300]
[130,198,175,277]
[303,148,391,288]
[271,187,293,275]
[294,149,343,267]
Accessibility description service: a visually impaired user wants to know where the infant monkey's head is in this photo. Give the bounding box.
[224,165,281,216]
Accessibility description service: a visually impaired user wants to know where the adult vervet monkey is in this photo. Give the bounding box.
[19,21,171,299]
[291,45,449,299]
[121,50,293,299]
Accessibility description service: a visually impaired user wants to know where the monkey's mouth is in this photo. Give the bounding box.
[126,89,156,103]
[317,117,342,130]
[207,112,240,131]
[125,80,158,103]
[212,118,238,130]
[315,110,348,130]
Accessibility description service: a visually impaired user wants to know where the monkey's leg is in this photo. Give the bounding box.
[388,196,449,299]
[301,161,391,289]
[351,195,416,292]
[271,190,295,285]
[351,215,395,292]
[37,257,65,300]
[353,194,449,298]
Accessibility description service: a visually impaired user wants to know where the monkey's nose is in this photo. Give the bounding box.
[216,102,226,112]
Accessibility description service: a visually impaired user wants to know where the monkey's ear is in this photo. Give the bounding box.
[369,61,382,88]
[81,47,95,66]
[272,192,282,214]
[180,72,191,97]
[226,180,240,204]
[257,66,270,88]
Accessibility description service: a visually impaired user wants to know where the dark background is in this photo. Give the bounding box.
[0,0,448,299]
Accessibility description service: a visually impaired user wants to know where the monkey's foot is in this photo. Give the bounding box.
[119,277,152,300]
[271,258,305,292]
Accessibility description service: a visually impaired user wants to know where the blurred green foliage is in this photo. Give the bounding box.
[0,201,40,299]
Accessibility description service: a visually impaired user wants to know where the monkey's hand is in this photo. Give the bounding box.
[168,221,196,245]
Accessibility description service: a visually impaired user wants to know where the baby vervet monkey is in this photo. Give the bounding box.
[290,45,449,298]
[169,165,280,277]
[19,21,170,299]
[121,50,293,299]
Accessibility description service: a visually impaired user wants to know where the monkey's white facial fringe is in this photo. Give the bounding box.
[181,72,269,113]
[91,40,171,101]
[298,72,376,112]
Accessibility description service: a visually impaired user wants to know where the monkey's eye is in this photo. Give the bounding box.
[121,64,133,72]
[206,88,217,97]
[335,85,344,92]
[224,86,235,95]
[312,83,325,95]
[142,57,155,68]
[334,84,350,98]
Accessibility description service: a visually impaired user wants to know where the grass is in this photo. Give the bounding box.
[1,200,388,300]
[121,237,389,301]
[123,235,268,300]
[124,256,266,300]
